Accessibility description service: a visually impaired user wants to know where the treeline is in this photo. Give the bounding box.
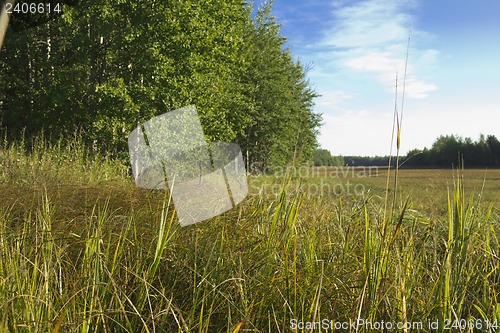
[312,148,344,166]
[405,134,500,168]
[344,156,394,167]
[0,0,320,167]
[313,150,394,167]
[336,134,500,168]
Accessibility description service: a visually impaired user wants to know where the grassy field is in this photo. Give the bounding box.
[0,137,499,332]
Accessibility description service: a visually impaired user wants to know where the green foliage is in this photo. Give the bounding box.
[237,2,320,168]
[0,0,319,167]
[406,134,500,168]
[312,148,344,166]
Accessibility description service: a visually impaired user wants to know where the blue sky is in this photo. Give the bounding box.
[255,0,500,156]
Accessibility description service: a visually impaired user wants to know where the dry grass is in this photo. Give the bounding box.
[0,138,499,332]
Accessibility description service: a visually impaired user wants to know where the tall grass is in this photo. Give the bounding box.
[0,135,499,332]
[0,131,128,186]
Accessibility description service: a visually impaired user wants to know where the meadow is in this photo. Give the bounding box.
[0,136,499,332]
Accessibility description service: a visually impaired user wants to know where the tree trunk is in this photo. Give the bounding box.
[0,0,16,50]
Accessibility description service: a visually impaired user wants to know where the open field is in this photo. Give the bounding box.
[250,166,500,218]
[0,139,499,332]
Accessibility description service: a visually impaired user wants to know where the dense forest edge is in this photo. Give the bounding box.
[0,0,320,168]
[2,1,498,171]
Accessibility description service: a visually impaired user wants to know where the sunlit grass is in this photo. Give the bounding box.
[0,136,499,332]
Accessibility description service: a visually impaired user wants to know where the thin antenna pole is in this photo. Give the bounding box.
[383,73,398,227]
[393,31,411,199]
[384,29,411,226]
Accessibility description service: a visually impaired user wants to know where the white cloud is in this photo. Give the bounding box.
[310,0,439,99]
[315,90,354,108]
[318,111,395,156]
[325,0,413,49]
[342,51,438,99]
[344,51,406,72]
[401,78,438,99]
[419,49,440,64]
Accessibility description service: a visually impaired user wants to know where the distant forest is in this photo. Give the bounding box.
[404,134,500,168]
[314,134,500,168]
[0,0,320,167]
